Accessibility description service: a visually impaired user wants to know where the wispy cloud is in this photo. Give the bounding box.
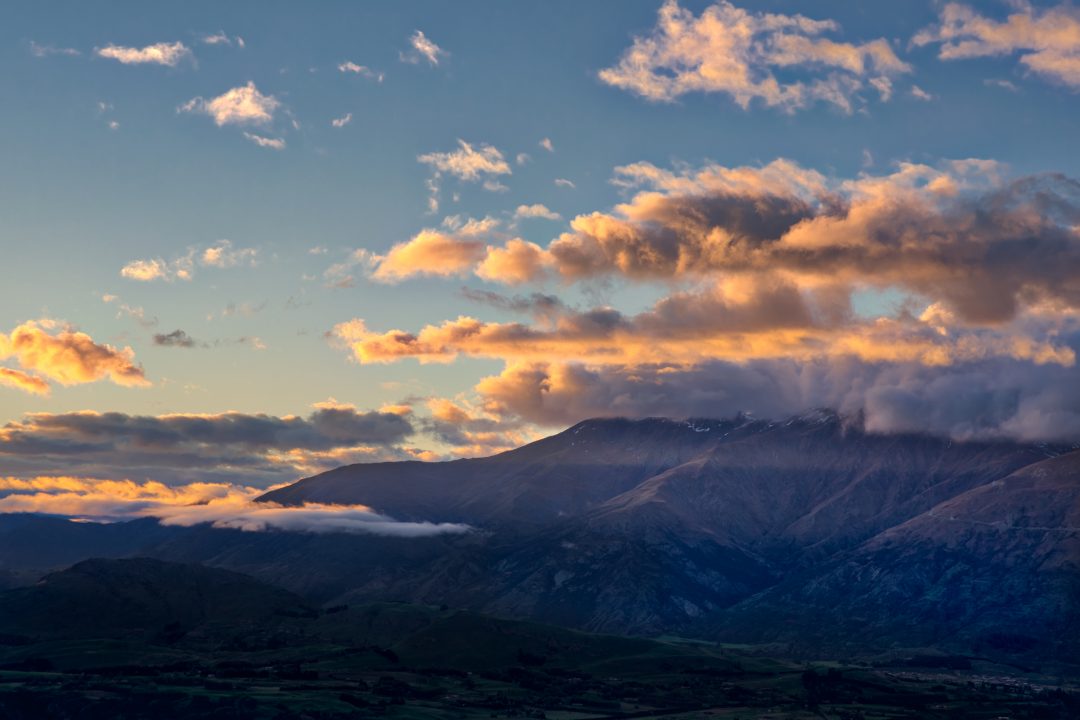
[29,41,79,58]
[417,140,512,212]
[179,81,280,126]
[0,368,50,396]
[514,204,562,221]
[338,61,384,82]
[0,477,471,536]
[243,132,286,150]
[914,2,1080,89]
[153,330,198,348]
[96,41,192,67]
[400,30,446,66]
[201,31,244,48]
[910,84,933,101]
[121,240,258,282]
[331,112,353,128]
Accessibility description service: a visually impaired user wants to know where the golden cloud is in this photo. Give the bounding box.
[0,476,470,536]
[0,320,148,390]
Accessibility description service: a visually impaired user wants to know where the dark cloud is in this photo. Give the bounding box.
[475,330,1080,444]
[153,330,198,348]
[0,406,416,486]
[459,288,566,319]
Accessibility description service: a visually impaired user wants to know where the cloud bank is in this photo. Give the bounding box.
[0,477,470,537]
[327,155,1080,446]
[0,402,417,486]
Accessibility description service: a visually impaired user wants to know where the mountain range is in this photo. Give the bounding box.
[2,410,1078,671]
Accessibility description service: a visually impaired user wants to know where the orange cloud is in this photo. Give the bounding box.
[0,476,470,536]
[0,320,148,389]
[0,368,50,396]
[598,0,909,111]
[332,281,1076,369]
[382,158,1080,329]
[914,2,1080,88]
[372,229,487,282]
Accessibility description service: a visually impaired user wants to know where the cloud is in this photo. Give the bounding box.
[201,32,243,47]
[985,78,1020,92]
[539,138,554,152]
[914,2,1080,88]
[371,230,488,283]
[330,283,1074,369]
[516,153,531,166]
[0,403,416,487]
[472,348,1080,444]
[179,81,280,126]
[153,330,198,348]
[201,239,257,267]
[331,112,353,128]
[400,30,446,66]
[460,289,566,319]
[364,217,506,283]
[599,0,909,112]
[418,140,511,182]
[0,368,50,396]
[338,61,383,82]
[96,41,192,66]
[910,84,933,101]
[323,249,376,289]
[0,477,470,536]
[514,204,562,221]
[400,158,1080,329]
[554,178,575,189]
[417,140,512,211]
[120,259,178,282]
[29,41,79,58]
[122,240,258,282]
[420,398,533,457]
[0,320,148,391]
[243,132,286,150]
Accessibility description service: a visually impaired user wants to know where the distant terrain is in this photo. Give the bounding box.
[0,558,1077,719]
[2,411,1079,706]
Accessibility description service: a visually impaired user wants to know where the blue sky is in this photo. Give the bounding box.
[2,1,1080,491]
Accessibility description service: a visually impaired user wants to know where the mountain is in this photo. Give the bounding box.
[3,411,1077,670]
[254,412,1071,645]
[260,416,737,524]
[711,450,1080,663]
[0,557,313,641]
[7,559,1070,720]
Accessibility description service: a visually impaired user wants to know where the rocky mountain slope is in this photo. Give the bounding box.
[4,411,1077,666]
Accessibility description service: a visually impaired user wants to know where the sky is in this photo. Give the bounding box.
[2,0,1080,528]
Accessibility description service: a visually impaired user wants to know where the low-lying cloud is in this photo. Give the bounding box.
[0,476,471,537]
[474,348,1080,444]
